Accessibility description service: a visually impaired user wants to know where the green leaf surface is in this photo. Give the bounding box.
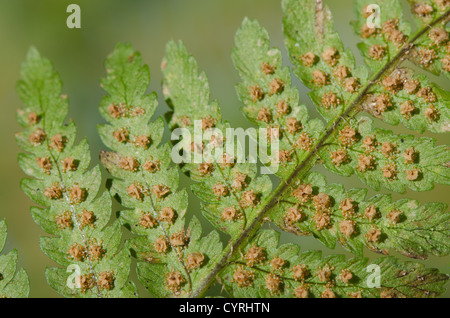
[232,18,325,178]
[352,0,412,74]
[283,0,369,122]
[162,41,274,241]
[0,220,30,298]
[269,172,449,259]
[406,0,450,78]
[98,43,224,297]
[220,229,449,298]
[16,47,135,297]
[319,116,450,192]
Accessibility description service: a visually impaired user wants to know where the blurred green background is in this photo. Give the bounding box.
[0,0,448,298]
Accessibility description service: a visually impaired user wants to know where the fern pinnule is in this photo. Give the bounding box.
[283,0,370,123]
[318,116,450,192]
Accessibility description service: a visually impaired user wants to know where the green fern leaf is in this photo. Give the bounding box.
[98,43,223,297]
[318,116,450,192]
[406,0,450,78]
[10,0,449,299]
[15,48,136,298]
[220,229,448,298]
[0,220,30,298]
[282,0,369,122]
[352,0,449,133]
[162,1,449,298]
[162,41,273,240]
[268,171,449,259]
[232,18,324,177]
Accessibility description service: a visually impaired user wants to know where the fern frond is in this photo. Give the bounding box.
[268,171,449,259]
[220,229,449,298]
[352,0,450,133]
[98,43,223,297]
[231,2,449,260]
[162,41,273,240]
[15,48,136,298]
[0,220,29,298]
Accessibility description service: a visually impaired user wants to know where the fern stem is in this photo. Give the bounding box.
[190,8,450,298]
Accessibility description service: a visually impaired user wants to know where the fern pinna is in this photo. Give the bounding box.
[16,49,137,297]
[15,0,450,298]
[98,43,223,297]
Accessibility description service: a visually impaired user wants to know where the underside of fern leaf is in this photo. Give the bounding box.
[160,0,450,298]
[220,229,448,298]
[0,220,29,298]
[12,0,450,298]
[98,43,223,297]
[15,48,137,298]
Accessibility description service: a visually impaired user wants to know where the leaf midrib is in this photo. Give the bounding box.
[190,8,450,298]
